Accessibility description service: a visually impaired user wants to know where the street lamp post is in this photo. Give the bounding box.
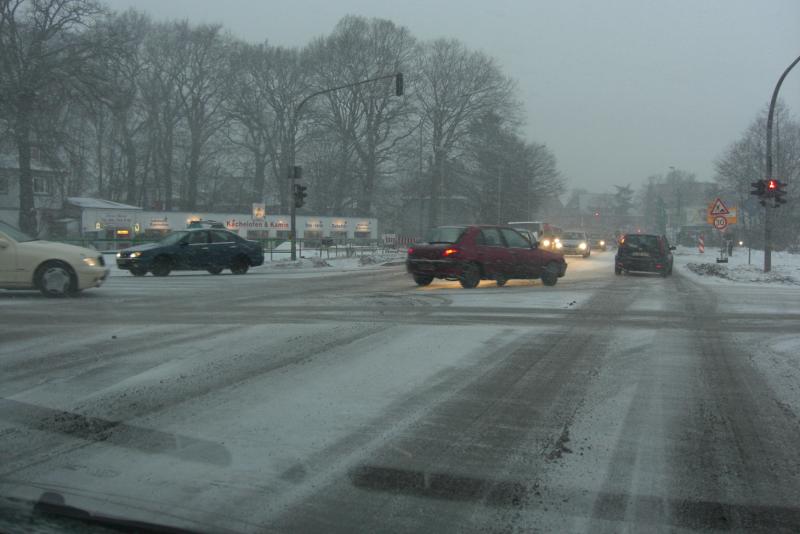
[288,73,404,260]
[764,53,800,273]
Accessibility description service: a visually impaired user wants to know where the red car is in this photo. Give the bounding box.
[406,225,568,288]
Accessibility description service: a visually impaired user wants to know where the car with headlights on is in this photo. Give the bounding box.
[406,225,567,288]
[116,228,264,276]
[559,230,591,257]
[0,221,109,297]
[589,234,609,251]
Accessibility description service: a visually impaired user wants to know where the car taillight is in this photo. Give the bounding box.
[443,247,459,257]
[655,263,663,269]
[407,247,414,255]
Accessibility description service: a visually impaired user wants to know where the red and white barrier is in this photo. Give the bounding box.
[698,234,705,254]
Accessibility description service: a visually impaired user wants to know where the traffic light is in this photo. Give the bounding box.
[395,73,404,96]
[750,180,766,197]
[767,179,779,195]
[774,180,788,207]
[293,184,307,208]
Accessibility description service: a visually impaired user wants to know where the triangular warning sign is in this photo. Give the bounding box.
[709,198,730,216]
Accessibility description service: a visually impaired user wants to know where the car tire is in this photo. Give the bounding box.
[207,266,223,275]
[614,266,622,275]
[151,256,172,277]
[129,267,147,277]
[231,256,250,275]
[412,274,433,286]
[541,263,560,286]
[459,263,481,289]
[35,261,78,298]
[495,276,507,287]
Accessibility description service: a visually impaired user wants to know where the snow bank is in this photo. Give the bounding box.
[675,246,800,286]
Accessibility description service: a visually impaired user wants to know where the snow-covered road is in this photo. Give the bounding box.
[2,249,800,532]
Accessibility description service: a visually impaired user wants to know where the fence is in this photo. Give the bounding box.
[56,237,403,260]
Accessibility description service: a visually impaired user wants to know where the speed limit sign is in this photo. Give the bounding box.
[713,216,728,230]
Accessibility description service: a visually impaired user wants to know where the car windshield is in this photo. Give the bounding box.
[0,221,36,242]
[3,2,800,533]
[562,232,585,240]
[158,231,189,245]
[425,226,467,244]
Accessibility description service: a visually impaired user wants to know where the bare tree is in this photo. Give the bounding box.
[415,38,516,228]
[0,0,108,233]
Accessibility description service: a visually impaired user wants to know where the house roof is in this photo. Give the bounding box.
[66,197,142,210]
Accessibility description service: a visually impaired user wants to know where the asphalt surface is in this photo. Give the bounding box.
[2,252,800,533]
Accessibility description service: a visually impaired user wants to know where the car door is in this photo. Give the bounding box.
[0,232,19,285]
[474,227,513,278]
[183,230,210,268]
[210,230,238,267]
[499,228,536,278]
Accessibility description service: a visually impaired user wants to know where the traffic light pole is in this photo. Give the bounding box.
[763,53,800,273]
[288,73,403,261]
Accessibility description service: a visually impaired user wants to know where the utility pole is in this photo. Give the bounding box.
[288,73,404,260]
[764,53,800,272]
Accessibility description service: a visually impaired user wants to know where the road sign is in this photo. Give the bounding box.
[707,208,737,225]
[709,197,730,216]
[713,216,728,230]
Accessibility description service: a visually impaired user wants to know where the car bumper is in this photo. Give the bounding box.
[406,258,464,278]
[561,247,589,255]
[616,257,668,273]
[76,266,110,289]
[116,258,148,270]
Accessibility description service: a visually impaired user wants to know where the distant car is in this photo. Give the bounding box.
[116,228,264,276]
[539,234,563,252]
[0,221,110,297]
[615,233,675,276]
[559,230,591,257]
[589,235,608,251]
[406,225,567,288]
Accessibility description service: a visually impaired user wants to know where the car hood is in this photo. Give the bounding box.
[120,242,161,253]
[560,239,585,245]
[19,240,100,258]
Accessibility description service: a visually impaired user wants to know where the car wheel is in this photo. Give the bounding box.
[207,266,223,275]
[412,274,433,286]
[129,267,148,277]
[459,263,481,289]
[495,276,507,287]
[614,266,622,275]
[231,256,250,275]
[151,256,172,277]
[35,261,78,297]
[583,252,590,258]
[541,262,560,286]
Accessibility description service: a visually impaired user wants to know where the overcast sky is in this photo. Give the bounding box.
[104,0,800,193]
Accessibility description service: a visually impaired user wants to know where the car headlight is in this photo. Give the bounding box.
[542,239,551,248]
[579,242,587,250]
[599,240,605,246]
[131,251,143,258]
[555,241,563,249]
[81,255,98,267]
[116,252,122,258]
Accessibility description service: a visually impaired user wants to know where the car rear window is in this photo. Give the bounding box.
[425,226,467,244]
[621,235,660,253]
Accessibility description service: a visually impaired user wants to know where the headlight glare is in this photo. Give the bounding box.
[131,251,143,258]
[82,256,98,267]
[579,242,587,250]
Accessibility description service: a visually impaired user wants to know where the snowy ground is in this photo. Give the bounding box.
[674,245,800,285]
[3,248,800,532]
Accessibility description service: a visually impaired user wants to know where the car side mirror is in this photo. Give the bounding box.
[531,240,539,249]
[669,246,676,251]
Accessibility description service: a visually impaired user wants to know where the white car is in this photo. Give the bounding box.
[0,221,110,297]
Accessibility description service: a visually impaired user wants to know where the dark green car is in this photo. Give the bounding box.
[116,228,264,276]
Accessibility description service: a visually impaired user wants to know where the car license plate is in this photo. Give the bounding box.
[632,252,649,257]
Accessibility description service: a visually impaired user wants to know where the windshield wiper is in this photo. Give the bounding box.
[32,491,200,533]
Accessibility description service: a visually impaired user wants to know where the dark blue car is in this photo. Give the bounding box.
[116,229,264,276]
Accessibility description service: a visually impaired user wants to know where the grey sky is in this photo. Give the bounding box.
[104,0,800,193]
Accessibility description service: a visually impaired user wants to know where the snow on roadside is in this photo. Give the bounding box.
[674,246,800,286]
[104,250,406,277]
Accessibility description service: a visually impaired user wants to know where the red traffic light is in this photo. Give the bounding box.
[768,179,778,190]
